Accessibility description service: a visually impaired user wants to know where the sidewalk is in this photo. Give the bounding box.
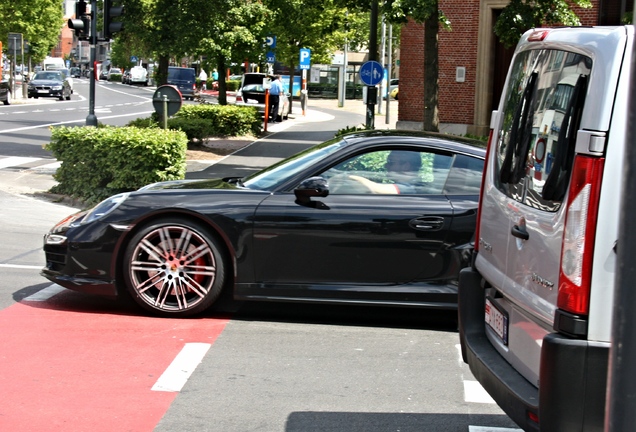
[2,92,398,200]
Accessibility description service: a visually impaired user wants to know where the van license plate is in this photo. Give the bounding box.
[485,298,508,345]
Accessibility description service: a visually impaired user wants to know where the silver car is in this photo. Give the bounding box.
[459,26,630,432]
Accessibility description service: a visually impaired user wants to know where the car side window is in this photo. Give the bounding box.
[443,154,484,195]
[321,149,454,195]
[494,49,591,211]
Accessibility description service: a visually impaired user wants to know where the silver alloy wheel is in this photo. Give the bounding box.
[125,220,224,316]
[3,90,11,105]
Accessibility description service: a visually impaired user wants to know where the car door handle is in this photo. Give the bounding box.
[511,224,529,240]
[409,217,445,231]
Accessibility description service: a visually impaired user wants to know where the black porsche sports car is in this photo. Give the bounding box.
[42,130,486,317]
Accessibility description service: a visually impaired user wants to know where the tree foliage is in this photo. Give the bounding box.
[0,0,64,64]
[494,0,592,48]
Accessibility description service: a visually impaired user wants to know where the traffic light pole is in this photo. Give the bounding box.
[86,0,98,126]
[366,0,378,129]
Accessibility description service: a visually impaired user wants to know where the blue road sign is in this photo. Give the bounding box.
[266,36,276,49]
[299,48,311,70]
[130,55,138,63]
[266,51,276,64]
[359,60,383,86]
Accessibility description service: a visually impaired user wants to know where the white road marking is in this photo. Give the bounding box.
[152,343,212,392]
[469,426,523,432]
[0,156,39,169]
[23,284,67,302]
[0,263,42,270]
[464,380,496,404]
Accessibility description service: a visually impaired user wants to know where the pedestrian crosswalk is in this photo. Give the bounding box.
[0,156,61,173]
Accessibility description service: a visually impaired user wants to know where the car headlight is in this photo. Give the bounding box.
[80,193,130,225]
[52,85,62,90]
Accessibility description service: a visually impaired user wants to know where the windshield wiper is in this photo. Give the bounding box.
[500,71,538,185]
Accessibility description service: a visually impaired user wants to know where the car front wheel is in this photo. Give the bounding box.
[3,91,11,105]
[123,218,226,317]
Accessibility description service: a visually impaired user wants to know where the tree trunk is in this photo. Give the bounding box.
[157,55,169,87]
[423,11,439,132]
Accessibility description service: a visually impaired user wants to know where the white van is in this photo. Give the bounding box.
[43,57,65,71]
[459,26,632,431]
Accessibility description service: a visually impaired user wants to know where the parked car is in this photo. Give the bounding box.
[0,80,11,105]
[167,66,196,100]
[107,68,123,81]
[390,86,399,100]
[235,72,290,121]
[236,83,289,121]
[59,68,74,93]
[458,26,631,432]
[128,66,148,86]
[42,130,485,317]
[121,69,131,84]
[384,78,398,99]
[70,67,81,78]
[27,71,71,100]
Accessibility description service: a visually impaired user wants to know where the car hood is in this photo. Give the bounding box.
[139,178,245,191]
[30,79,64,85]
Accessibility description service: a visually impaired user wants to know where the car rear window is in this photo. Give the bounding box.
[494,49,591,212]
[168,68,195,82]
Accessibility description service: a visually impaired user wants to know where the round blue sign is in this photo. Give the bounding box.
[359,61,383,86]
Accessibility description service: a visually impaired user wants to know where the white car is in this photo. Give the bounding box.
[459,26,632,432]
[128,66,148,86]
[59,68,74,93]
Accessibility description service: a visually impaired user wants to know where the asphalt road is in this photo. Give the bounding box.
[0,80,521,432]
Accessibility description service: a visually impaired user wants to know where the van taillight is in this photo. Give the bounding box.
[557,155,604,315]
[474,128,495,253]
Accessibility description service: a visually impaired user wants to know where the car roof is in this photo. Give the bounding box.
[340,130,487,158]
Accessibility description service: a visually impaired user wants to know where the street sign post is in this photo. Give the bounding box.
[299,48,311,70]
[299,48,311,116]
[359,60,383,86]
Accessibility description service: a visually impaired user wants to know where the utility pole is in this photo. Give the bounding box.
[366,0,379,129]
[86,0,98,126]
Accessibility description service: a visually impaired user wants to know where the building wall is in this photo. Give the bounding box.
[397,0,603,134]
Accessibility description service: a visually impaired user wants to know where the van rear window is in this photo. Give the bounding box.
[167,68,194,82]
[494,49,591,212]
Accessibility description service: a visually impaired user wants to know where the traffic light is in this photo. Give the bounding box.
[104,0,124,40]
[68,0,90,41]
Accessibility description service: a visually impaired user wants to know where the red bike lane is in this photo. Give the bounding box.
[0,292,229,431]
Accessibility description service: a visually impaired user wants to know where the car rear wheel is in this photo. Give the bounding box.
[123,218,226,317]
[3,91,11,105]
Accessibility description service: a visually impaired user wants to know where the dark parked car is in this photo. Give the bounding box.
[0,80,11,105]
[235,83,290,121]
[42,131,485,317]
[121,69,131,84]
[167,66,197,100]
[27,71,71,100]
[235,72,290,121]
[70,67,81,78]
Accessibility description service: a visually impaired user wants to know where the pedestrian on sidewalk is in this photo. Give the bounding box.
[199,69,208,90]
[269,75,283,122]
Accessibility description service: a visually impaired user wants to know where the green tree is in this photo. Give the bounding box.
[189,0,271,105]
[0,0,64,64]
[494,0,592,48]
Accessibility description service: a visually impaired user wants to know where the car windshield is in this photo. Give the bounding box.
[35,72,61,80]
[243,139,347,191]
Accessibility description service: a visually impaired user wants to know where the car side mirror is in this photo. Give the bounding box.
[294,176,329,201]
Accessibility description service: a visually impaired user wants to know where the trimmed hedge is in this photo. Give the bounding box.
[46,126,188,205]
[127,104,262,141]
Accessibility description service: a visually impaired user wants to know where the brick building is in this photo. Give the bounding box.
[396,0,628,136]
